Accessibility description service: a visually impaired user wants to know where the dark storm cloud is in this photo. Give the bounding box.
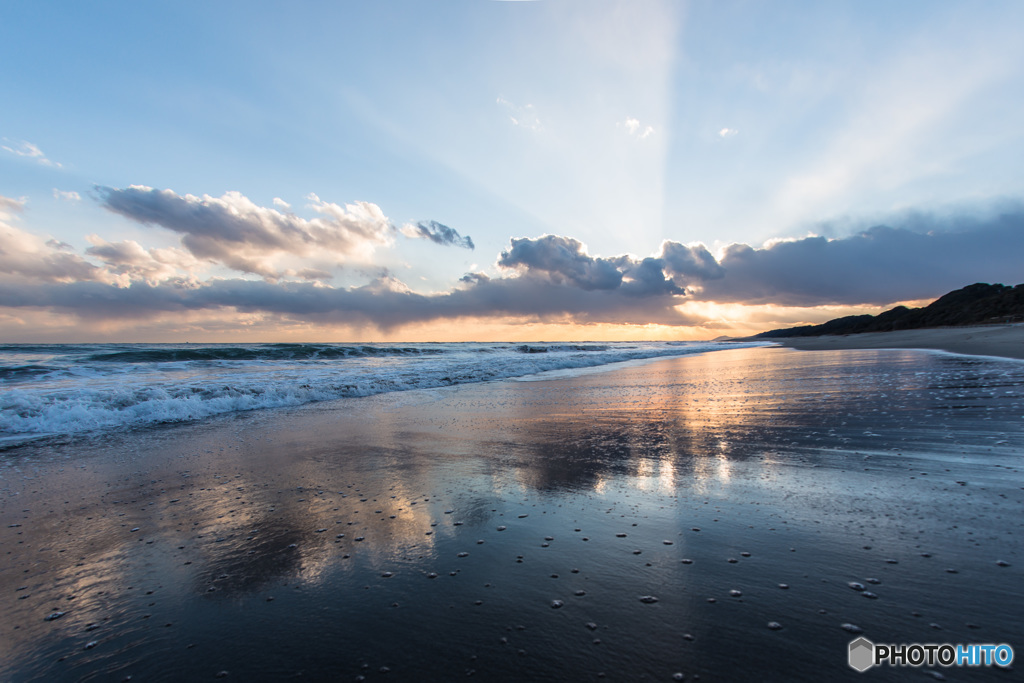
[403,220,475,249]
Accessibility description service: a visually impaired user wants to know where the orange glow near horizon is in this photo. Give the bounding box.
[0,298,925,343]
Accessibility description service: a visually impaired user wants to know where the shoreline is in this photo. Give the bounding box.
[2,346,1022,681]
[763,323,1024,360]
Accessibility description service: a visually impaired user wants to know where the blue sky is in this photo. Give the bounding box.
[2,1,1023,341]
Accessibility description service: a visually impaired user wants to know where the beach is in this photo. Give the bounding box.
[1,345,1022,681]
[773,323,1024,360]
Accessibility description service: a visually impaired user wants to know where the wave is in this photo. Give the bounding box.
[85,344,447,364]
[0,365,55,381]
[0,341,769,440]
[515,344,611,354]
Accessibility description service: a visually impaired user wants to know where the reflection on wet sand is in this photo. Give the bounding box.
[1,347,1023,681]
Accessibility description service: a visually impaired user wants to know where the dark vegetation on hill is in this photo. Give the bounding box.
[754,282,1024,338]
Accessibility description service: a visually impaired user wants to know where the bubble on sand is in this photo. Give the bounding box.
[778,584,789,589]
[996,560,1011,567]
[586,622,598,630]
[848,582,865,591]
[44,611,65,621]
[862,591,878,599]
[639,595,659,604]
[381,572,393,578]
[457,552,469,558]
[574,590,586,596]
[865,578,880,584]
[740,552,751,557]
[767,622,783,630]
[427,572,438,579]
[681,559,693,564]
[727,558,738,563]
[544,536,554,541]
[663,540,674,545]
[550,600,564,609]
[616,533,627,538]
[729,590,742,597]
[497,526,507,531]
[841,623,863,634]
[673,674,685,681]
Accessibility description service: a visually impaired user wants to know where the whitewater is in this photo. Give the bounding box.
[0,341,766,442]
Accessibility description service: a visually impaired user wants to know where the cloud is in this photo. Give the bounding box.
[0,271,698,330]
[84,235,200,285]
[718,128,738,138]
[97,185,396,280]
[0,195,113,285]
[498,235,623,290]
[687,208,1024,306]
[3,191,1021,335]
[401,220,475,249]
[497,97,543,131]
[53,189,81,202]
[272,197,292,210]
[621,117,655,139]
[0,195,26,216]
[658,241,726,281]
[2,139,62,168]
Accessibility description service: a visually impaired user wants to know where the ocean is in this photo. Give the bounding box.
[0,340,767,443]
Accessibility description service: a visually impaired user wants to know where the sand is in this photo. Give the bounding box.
[1,346,1022,681]
[773,323,1024,360]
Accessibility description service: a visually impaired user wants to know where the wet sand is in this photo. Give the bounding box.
[1,346,1022,681]
[775,323,1024,360]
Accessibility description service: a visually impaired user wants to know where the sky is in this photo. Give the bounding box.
[2,0,1023,342]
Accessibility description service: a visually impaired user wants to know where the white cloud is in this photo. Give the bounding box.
[497,97,543,131]
[621,117,655,139]
[0,195,26,217]
[0,196,114,285]
[718,128,738,138]
[53,189,81,202]
[85,235,201,285]
[272,197,292,210]
[98,186,397,281]
[1,139,62,168]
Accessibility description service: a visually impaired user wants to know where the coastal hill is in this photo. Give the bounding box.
[754,282,1024,338]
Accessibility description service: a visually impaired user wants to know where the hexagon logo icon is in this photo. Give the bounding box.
[848,637,875,672]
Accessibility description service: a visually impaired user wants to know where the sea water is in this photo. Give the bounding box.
[0,341,766,441]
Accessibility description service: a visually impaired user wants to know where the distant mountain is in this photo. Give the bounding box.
[753,282,1024,338]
